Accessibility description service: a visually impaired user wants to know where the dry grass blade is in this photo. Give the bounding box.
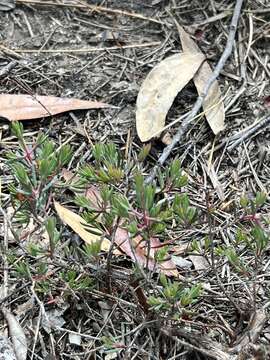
[1,308,27,360]
[54,202,111,251]
[178,25,225,135]
[136,52,205,142]
[0,94,109,121]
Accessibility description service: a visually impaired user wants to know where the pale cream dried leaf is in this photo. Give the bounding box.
[178,26,225,134]
[54,202,110,251]
[136,52,205,142]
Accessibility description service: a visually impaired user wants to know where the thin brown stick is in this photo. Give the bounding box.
[146,0,244,184]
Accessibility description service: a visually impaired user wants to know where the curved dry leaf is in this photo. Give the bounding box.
[54,201,110,251]
[0,94,109,121]
[136,52,205,142]
[2,308,27,360]
[178,26,225,134]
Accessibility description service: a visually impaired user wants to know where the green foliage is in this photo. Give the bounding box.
[5,124,270,347]
[111,193,130,218]
[173,194,197,226]
[217,246,248,274]
[216,191,269,275]
[27,243,44,257]
[169,159,188,188]
[45,216,60,256]
[251,225,269,255]
[138,144,151,162]
[79,143,123,183]
[240,191,267,214]
[14,261,31,279]
[35,280,51,294]
[7,122,72,224]
[155,246,169,263]
[61,270,93,290]
[148,274,202,314]
[157,159,188,190]
[81,241,102,260]
[76,143,197,245]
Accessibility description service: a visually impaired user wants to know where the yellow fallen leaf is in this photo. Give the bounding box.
[54,202,110,251]
[178,25,225,135]
[136,52,205,142]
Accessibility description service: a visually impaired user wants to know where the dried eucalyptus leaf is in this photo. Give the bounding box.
[178,25,225,135]
[136,52,205,142]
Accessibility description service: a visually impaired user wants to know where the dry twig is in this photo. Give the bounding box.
[227,115,270,152]
[0,61,17,78]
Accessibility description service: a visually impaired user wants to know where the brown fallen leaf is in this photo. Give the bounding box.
[114,227,178,277]
[0,94,109,121]
[85,186,103,210]
[136,52,205,142]
[178,25,225,135]
[54,201,111,251]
